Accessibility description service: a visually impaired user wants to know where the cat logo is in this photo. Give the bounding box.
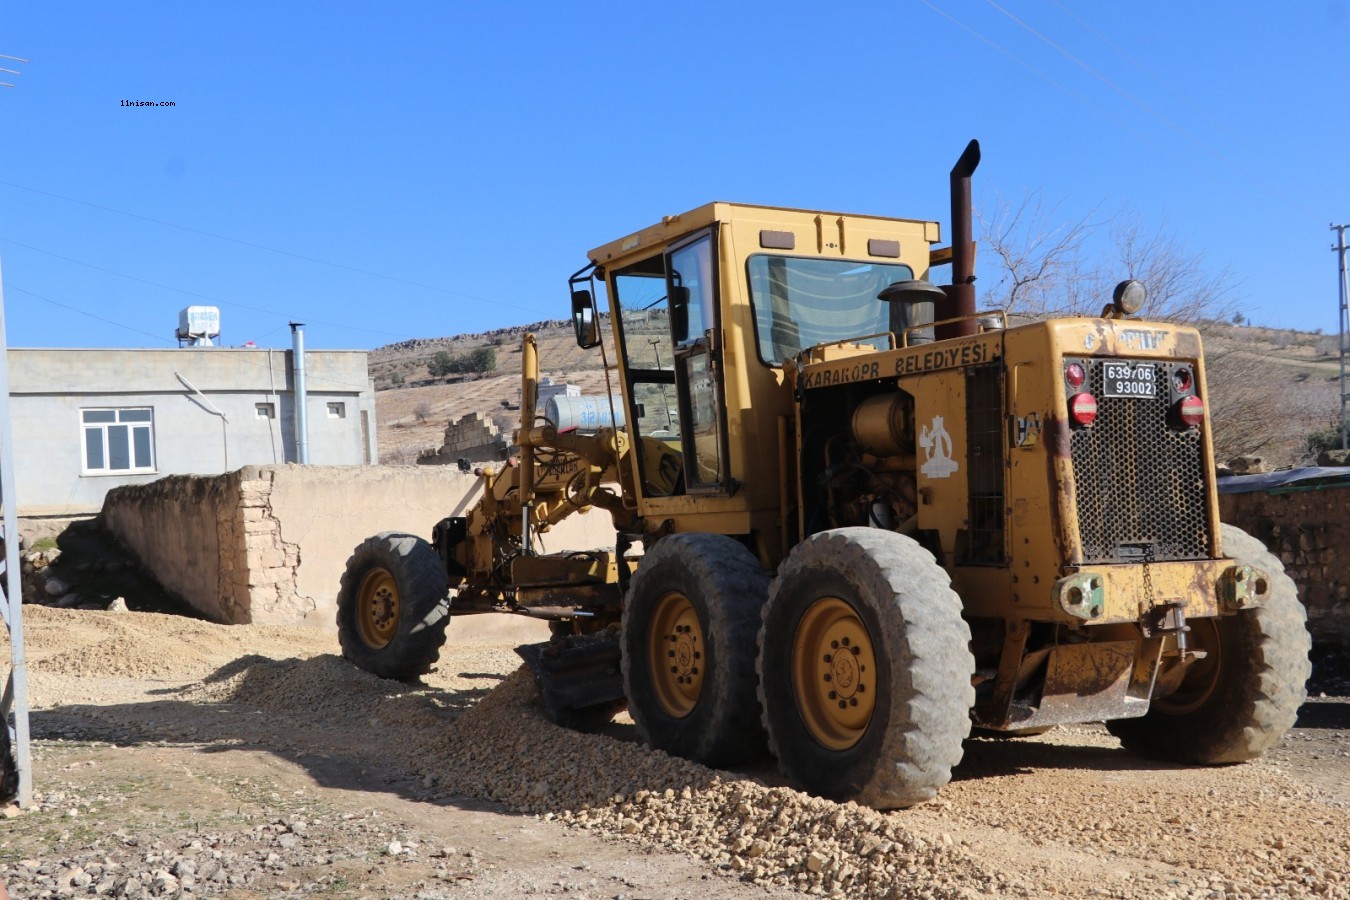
[1016,413,1041,448]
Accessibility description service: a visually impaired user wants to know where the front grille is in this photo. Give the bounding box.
[1070,359,1209,563]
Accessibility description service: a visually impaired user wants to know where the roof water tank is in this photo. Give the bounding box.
[177,306,221,339]
[545,394,626,432]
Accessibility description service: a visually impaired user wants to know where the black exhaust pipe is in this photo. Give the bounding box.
[937,139,981,340]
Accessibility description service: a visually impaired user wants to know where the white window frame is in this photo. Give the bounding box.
[327,402,346,419]
[81,407,158,476]
[255,402,276,420]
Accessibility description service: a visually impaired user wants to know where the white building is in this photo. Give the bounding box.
[8,347,376,516]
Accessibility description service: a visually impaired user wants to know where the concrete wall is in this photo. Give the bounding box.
[1220,483,1350,644]
[102,464,616,627]
[9,348,377,516]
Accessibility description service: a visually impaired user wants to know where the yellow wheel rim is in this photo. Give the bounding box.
[647,591,704,718]
[792,597,878,751]
[356,567,400,650]
[1153,617,1222,715]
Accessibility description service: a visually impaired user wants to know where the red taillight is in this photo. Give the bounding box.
[1070,392,1098,426]
[1065,363,1086,389]
[1174,367,1193,393]
[1177,395,1205,427]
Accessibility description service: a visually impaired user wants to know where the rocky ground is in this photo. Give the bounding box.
[1,606,1347,900]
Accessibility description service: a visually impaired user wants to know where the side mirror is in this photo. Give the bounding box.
[571,290,600,349]
[669,285,690,344]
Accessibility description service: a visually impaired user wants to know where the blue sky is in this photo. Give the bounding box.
[0,1,1346,350]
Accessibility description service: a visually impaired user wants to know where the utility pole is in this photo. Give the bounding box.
[1334,224,1350,451]
[0,257,33,808]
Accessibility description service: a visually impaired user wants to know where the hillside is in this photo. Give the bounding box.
[372,319,611,464]
[370,317,1343,469]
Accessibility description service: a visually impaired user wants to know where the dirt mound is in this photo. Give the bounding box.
[5,608,1349,898]
[6,606,331,681]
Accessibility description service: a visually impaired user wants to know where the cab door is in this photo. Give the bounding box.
[666,230,730,493]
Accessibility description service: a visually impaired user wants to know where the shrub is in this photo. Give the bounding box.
[428,347,496,377]
[1306,423,1345,460]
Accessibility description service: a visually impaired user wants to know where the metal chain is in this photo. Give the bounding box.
[1141,544,1157,609]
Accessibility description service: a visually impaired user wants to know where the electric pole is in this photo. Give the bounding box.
[1334,224,1350,451]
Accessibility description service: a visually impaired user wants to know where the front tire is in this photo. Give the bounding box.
[337,532,450,681]
[620,533,768,766]
[758,528,974,809]
[1107,524,1311,763]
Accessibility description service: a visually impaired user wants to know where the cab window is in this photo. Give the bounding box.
[611,256,684,497]
[746,256,914,364]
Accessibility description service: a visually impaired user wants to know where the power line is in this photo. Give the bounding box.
[5,282,170,345]
[915,0,1153,146]
[984,1,1317,223]
[0,178,552,317]
[0,235,419,342]
[0,53,26,89]
[2,282,376,394]
[1048,0,1254,142]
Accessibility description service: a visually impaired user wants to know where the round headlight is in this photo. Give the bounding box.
[1112,279,1147,316]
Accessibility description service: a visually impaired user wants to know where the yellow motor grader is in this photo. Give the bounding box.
[337,141,1311,809]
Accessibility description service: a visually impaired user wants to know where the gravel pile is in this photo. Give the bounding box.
[181,658,1000,898]
[4,607,1349,899]
[430,673,1002,898]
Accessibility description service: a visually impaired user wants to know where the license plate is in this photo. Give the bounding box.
[1102,362,1156,398]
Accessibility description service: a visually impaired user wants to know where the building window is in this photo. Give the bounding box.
[256,402,276,420]
[327,402,346,419]
[82,408,156,474]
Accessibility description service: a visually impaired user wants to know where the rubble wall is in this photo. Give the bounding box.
[1220,483,1350,643]
[103,465,616,627]
[418,412,510,465]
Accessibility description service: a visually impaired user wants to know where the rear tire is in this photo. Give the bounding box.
[620,533,768,766]
[1107,524,1311,763]
[758,527,974,809]
[337,532,450,681]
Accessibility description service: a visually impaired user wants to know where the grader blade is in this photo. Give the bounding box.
[515,629,626,730]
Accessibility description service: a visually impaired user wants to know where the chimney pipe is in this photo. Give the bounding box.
[937,139,981,340]
[290,323,310,464]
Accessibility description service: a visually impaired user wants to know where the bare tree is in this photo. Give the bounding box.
[978,193,1238,324]
[978,192,1102,316]
[1109,212,1240,324]
[976,191,1338,466]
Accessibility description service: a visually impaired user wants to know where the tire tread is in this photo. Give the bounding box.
[757,527,974,809]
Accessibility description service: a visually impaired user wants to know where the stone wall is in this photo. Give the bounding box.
[1220,483,1350,643]
[418,412,511,466]
[102,464,615,627]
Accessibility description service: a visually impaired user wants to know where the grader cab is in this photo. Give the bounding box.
[337,140,1311,809]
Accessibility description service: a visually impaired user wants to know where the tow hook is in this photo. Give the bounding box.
[1146,602,1197,656]
[1148,602,1209,698]
[1053,573,1104,620]
[1220,564,1268,613]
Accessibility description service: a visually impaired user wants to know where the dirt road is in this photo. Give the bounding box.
[2,607,1347,899]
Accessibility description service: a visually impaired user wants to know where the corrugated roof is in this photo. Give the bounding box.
[1217,466,1350,494]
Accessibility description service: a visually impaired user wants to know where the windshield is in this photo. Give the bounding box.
[747,255,915,364]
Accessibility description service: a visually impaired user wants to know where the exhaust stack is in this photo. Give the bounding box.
[937,139,981,340]
[290,322,310,464]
